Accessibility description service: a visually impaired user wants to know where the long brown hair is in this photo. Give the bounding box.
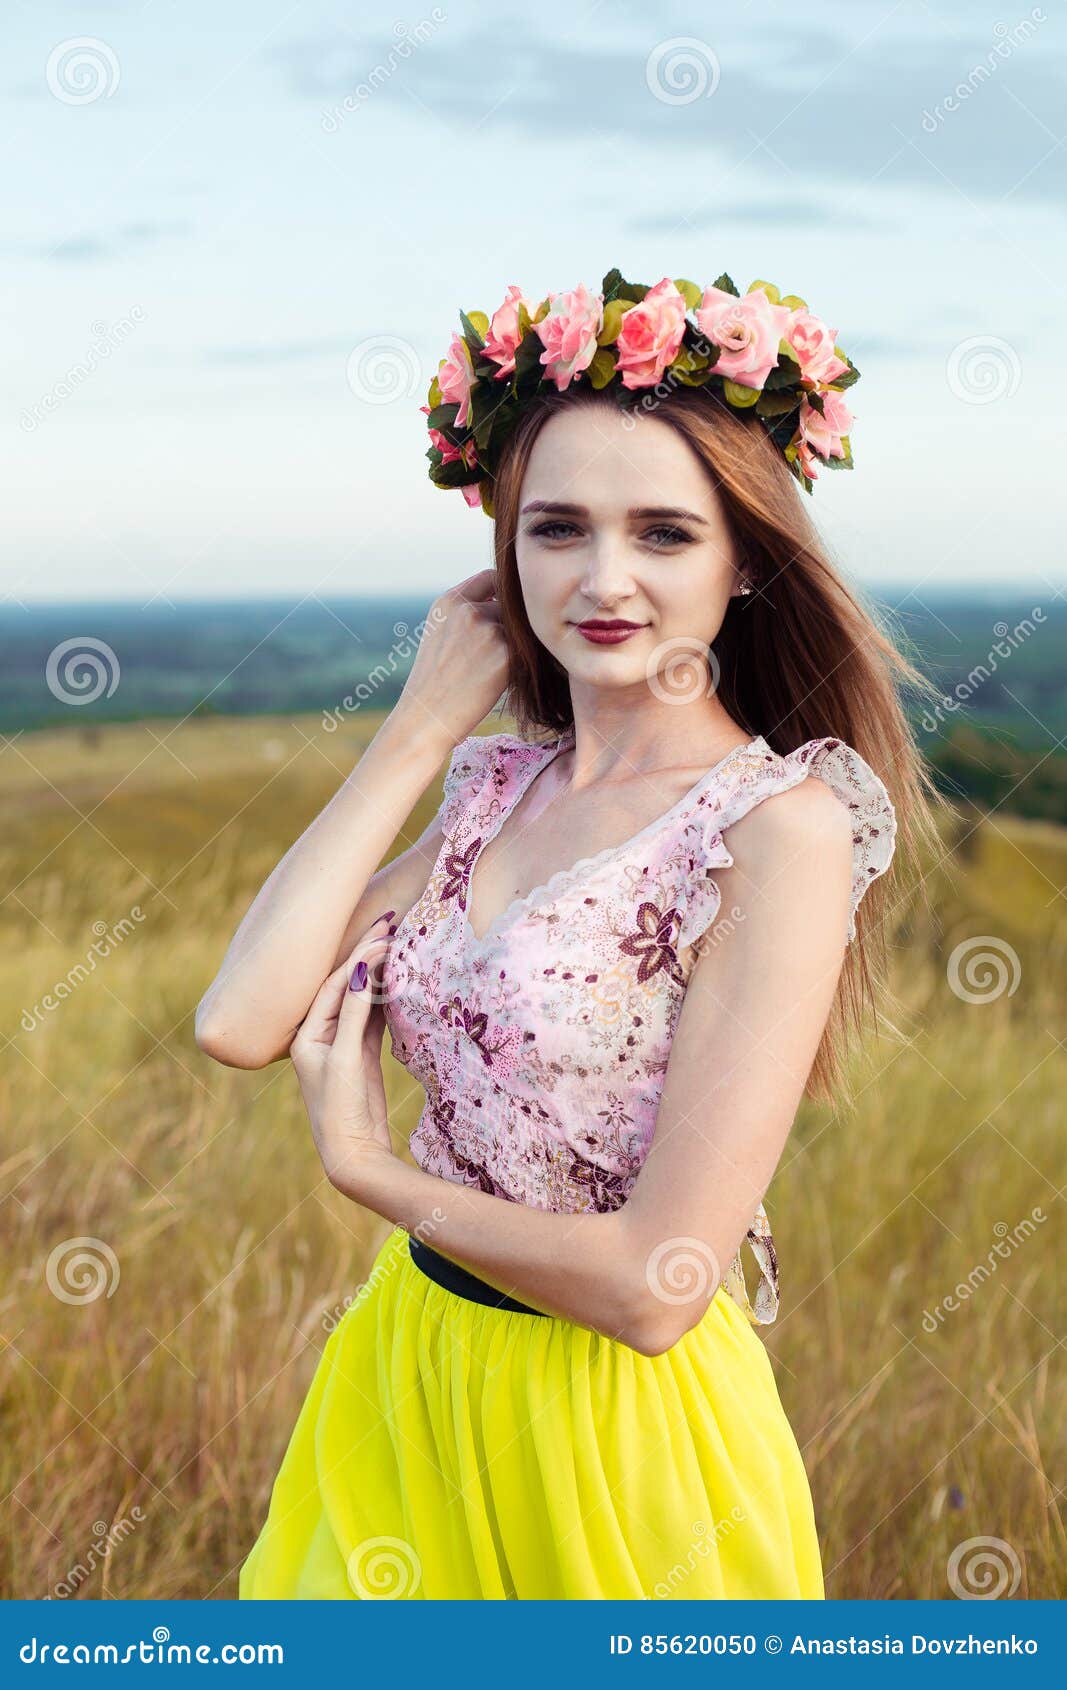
[489,382,944,1100]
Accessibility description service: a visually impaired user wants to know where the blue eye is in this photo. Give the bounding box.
[529,520,579,539]
[644,526,695,547]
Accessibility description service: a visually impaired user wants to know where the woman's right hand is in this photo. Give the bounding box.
[394,568,511,749]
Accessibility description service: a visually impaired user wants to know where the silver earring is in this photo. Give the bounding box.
[736,575,754,596]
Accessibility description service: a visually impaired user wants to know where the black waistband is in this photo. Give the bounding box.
[408,1236,548,1317]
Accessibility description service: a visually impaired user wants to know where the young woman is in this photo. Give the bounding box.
[199,272,935,1600]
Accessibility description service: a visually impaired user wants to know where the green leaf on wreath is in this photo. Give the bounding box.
[459,310,487,349]
[829,356,860,391]
[747,279,780,303]
[722,379,760,408]
[425,402,462,435]
[755,389,800,418]
[601,268,648,305]
[598,299,630,346]
[673,278,702,310]
[711,273,739,297]
[588,347,617,389]
[514,327,546,379]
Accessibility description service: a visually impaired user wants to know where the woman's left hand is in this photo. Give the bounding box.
[289,924,396,1194]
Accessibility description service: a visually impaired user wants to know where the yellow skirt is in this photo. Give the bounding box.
[239,1225,824,1600]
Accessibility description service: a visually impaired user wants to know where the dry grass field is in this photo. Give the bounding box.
[1,711,1063,1599]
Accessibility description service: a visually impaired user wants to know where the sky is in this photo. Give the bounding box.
[3,0,1064,603]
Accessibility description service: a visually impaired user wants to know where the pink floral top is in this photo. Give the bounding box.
[382,724,896,1327]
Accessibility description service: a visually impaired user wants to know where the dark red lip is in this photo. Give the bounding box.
[575,619,645,630]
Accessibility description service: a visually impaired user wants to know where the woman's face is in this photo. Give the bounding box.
[514,401,742,693]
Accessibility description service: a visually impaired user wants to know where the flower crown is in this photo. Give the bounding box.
[422,267,859,518]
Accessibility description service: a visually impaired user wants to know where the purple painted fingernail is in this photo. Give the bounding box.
[378,909,395,924]
[349,959,368,992]
[387,923,397,935]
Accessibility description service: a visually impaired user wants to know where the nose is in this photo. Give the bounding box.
[578,534,638,610]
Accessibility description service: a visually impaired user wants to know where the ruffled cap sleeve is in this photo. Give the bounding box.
[674,736,897,952]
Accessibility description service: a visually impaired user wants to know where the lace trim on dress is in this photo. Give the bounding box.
[674,735,897,951]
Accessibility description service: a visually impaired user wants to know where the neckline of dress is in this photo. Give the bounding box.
[459,726,769,950]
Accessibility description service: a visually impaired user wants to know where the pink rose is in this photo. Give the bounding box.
[796,389,854,477]
[437,331,476,428]
[420,403,478,471]
[695,284,793,390]
[534,283,603,390]
[460,481,484,508]
[483,284,535,380]
[786,307,849,385]
[614,277,689,389]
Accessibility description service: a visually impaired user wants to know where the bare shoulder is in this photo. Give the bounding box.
[728,771,854,868]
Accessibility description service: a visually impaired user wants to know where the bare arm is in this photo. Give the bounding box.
[330,776,855,1354]
[194,570,508,1070]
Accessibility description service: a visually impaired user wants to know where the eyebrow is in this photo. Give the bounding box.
[521,500,710,526]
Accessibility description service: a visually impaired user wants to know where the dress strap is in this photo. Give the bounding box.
[720,1202,780,1326]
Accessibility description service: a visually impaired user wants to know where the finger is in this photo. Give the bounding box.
[332,939,391,1058]
[454,568,498,605]
[295,931,391,1047]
